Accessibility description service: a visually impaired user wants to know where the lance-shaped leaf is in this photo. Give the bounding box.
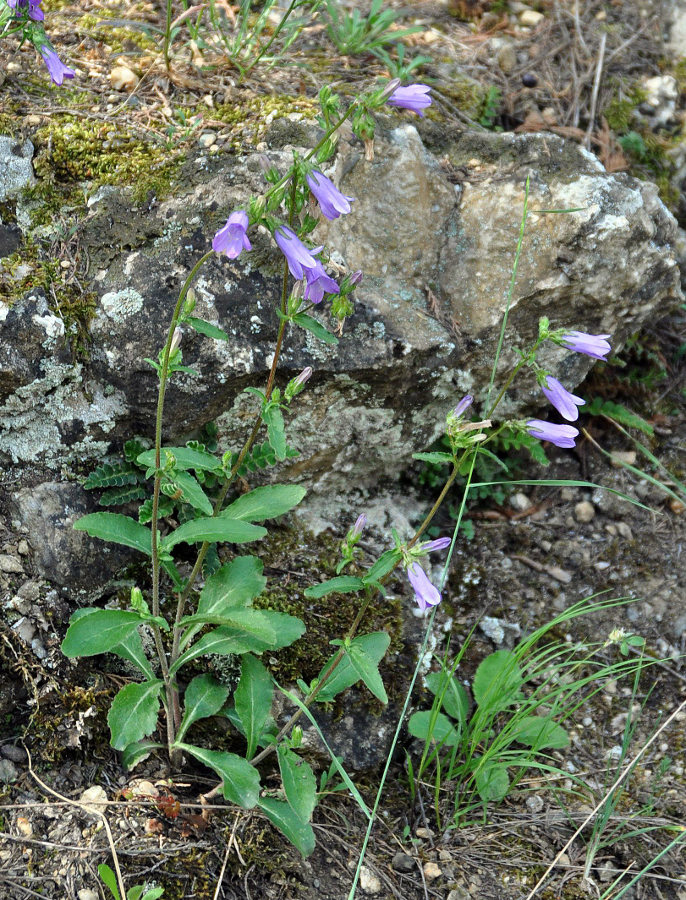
[278,746,317,822]
[108,680,163,751]
[161,517,266,551]
[348,641,388,704]
[363,549,402,585]
[221,485,306,522]
[177,744,260,808]
[137,446,221,473]
[176,674,230,742]
[292,312,338,346]
[304,575,364,599]
[61,609,143,658]
[316,632,390,703]
[186,316,229,341]
[234,655,273,758]
[73,512,152,556]
[109,628,155,681]
[180,607,277,643]
[163,471,213,516]
[258,797,315,857]
[197,556,266,619]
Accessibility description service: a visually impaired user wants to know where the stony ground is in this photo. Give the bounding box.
[1,1,686,899]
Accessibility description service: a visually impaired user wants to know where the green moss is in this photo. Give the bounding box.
[603,84,646,132]
[211,92,318,149]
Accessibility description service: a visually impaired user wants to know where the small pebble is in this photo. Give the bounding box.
[392,852,415,873]
[359,865,382,894]
[198,132,217,148]
[575,501,595,523]
[0,554,23,573]
[610,450,636,467]
[79,785,108,814]
[0,759,18,783]
[16,816,32,837]
[526,794,544,813]
[510,492,531,511]
[423,862,442,882]
[110,65,138,91]
[17,540,29,555]
[519,8,544,26]
[522,73,538,87]
[77,891,99,900]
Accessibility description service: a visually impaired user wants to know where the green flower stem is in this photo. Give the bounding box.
[163,0,173,68]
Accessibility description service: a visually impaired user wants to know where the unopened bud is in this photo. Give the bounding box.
[285,366,313,401]
[451,395,473,419]
[349,270,363,286]
[351,513,367,538]
[170,328,182,354]
[294,366,313,388]
[379,78,402,102]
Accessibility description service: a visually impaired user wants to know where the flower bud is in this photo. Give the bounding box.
[170,328,182,354]
[379,78,402,102]
[285,367,313,401]
[351,514,367,538]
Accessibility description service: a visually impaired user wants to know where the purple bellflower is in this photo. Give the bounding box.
[419,537,451,553]
[213,210,251,259]
[527,419,579,449]
[306,170,355,220]
[407,562,442,612]
[386,83,432,116]
[351,514,367,538]
[541,376,585,422]
[9,0,44,20]
[304,258,340,303]
[274,226,320,280]
[452,395,473,419]
[39,46,75,85]
[559,330,611,361]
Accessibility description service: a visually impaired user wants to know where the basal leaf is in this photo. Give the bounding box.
[425,672,469,727]
[304,575,364,599]
[235,655,273,758]
[97,864,121,900]
[108,680,163,751]
[258,797,316,857]
[407,710,460,747]
[475,762,510,803]
[178,744,260,808]
[472,650,524,712]
[176,674,230,742]
[61,609,143,657]
[73,512,152,556]
[161,517,266,551]
[278,747,317,822]
[221,485,306,522]
[121,739,164,772]
[509,715,569,750]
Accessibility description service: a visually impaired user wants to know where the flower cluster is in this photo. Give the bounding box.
[275,226,340,304]
[8,0,43,21]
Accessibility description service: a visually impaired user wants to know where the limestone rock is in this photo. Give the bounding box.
[0,136,35,202]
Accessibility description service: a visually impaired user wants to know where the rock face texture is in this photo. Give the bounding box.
[0,124,683,582]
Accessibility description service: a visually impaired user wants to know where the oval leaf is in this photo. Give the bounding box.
[509,715,569,750]
[62,609,143,658]
[108,680,163,751]
[137,446,221,473]
[472,650,524,712]
[177,674,230,743]
[73,512,152,556]
[168,472,213,516]
[162,517,267,551]
[425,672,469,726]
[475,762,510,803]
[258,797,316,857]
[407,710,460,747]
[222,485,306,522]
[197,556,266,618]
[179,745,260,808]
[278,747,317,822]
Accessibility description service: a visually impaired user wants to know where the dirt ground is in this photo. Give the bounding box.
[1,1,686,898]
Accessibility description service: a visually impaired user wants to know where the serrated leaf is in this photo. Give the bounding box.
[292,312,338,345]
[180,606,277,640]
[412,452,454,465]
[178,745,260,808]
[316,632,390,703]
[472,650,524,712]
[177,674,230,742]
[475,762,510,803]
[509,715,569,750]
[425,672,469,726]
[170,627,268,676]
[235,655,273,758]
[74,512,152,556]
[84,461,140,490]
[348,643,388,703]
[222,485,306,522]
[61,609,143,657]
[161,517,266,551]
[197,556,266,618]
[108,680,163,751]
[163,471,213,516]
[121,739,164,772]
[278,747,317,822]
[186,316,230,341]
[304,575,364,599]
[99,485,149,507]
[407,710,460,747]
[137,446,222,473]
[258,797,315,857]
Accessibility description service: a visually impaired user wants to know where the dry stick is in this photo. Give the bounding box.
[584,30,606,150]
[212,813,245,900]
[24,746,127,900]
[523,695,686,900]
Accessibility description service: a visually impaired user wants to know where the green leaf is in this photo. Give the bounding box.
[109,628,155,681]
[186,316,230,341]
[61,609,143,657]
[348,643,388,703]
[263,405,287,461]
[363,550,401,585]
[98,863,121,900]
[235,655,273,758]
[164,471,213,516]
[161,517,266,551]
[177,674,230,743]
[178,745,260,808]
[472,650,524,712]
[180,607,276,642]
[304,575,364,599]
[121,739,164,772]
[425,672,469,727]
[316,632,390,702]
[171,627,268,675]
[509,715,569,750]
[585,397,654,436]
[258,797,315,857]
[475,762,510,803]
[412,452,453,465]
[73,512,152,556]
[292,312,338,345]
[99,485,148,507]
[197,556,266,618]
[278,747,317,822]
[222,485,306,522]
[407,711,460,747]
[84,461,140,490]
[108,680,163,751]
[137,446,222,473]
[139,889,164,900]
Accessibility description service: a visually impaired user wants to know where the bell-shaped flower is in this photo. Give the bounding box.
[386,84,432,116]
[407,562,442,611]
[39,46,74,85]
[306,170,355,220]
[274,226,320,280]
[304,258,339,304]
[559,330,611,361]
[526,419,579,449]
[541,376,585,422]
[213,210,251,259]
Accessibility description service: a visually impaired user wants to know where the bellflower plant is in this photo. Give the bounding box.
[386,83,433,116]
[558,330,612,361]
[306,170,355,220]
[8,0,43,21]
[212,210,252,258]
[526,419,579,449]
[304,258,340,303]
[541,376,585,421]
[274,225,321,279]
